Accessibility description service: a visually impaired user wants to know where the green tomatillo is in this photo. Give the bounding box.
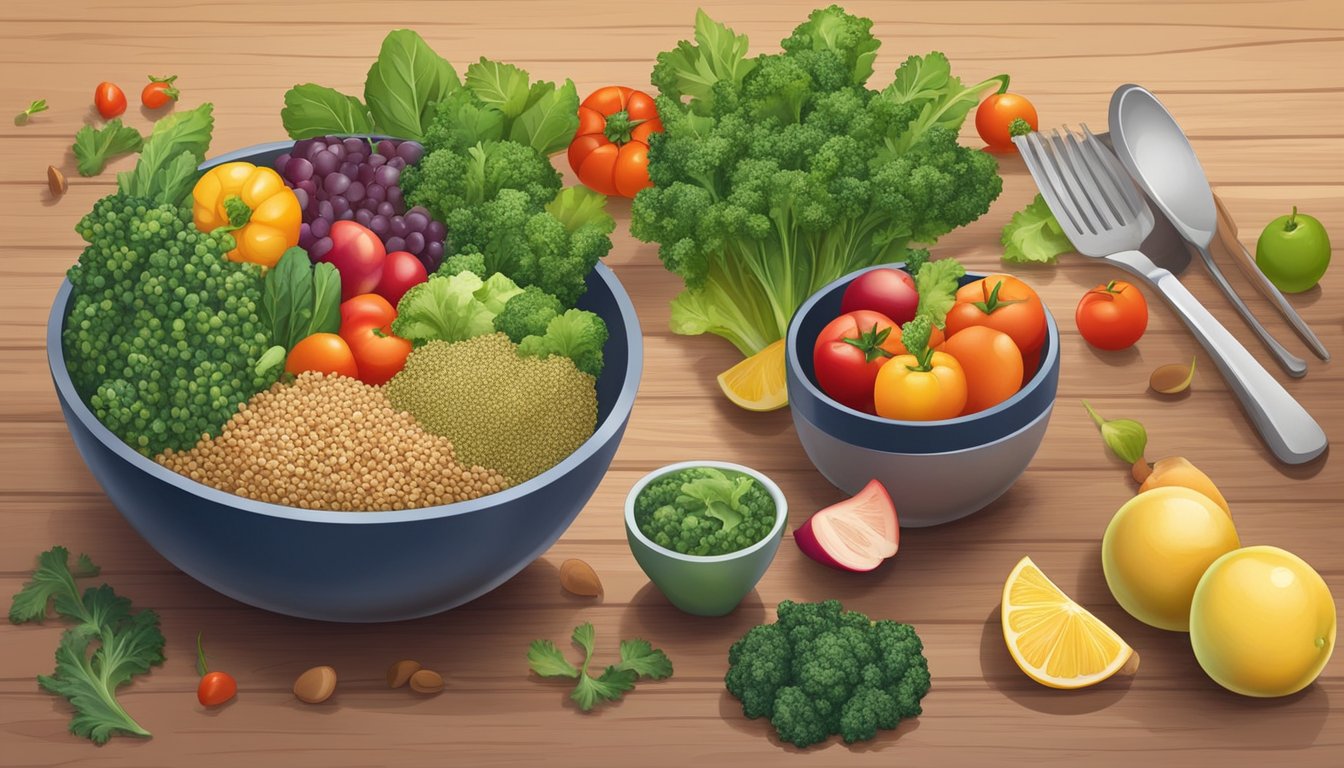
[1256,206,1331,293]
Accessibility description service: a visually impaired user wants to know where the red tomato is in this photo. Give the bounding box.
[340,294,412,385]
[813,310,903,414]
[976,92,1038,152]
[198,671,238,707]
[1076,279,1149,350]
[568,86,663,198]
[141,75,180,109]
[322,221,387,300]
[375,250,428,306]
[938,326,1024,414]
[841,268,920,326]
[946,274,1047,355]
[285,333,359,379]
[94,82,127,119]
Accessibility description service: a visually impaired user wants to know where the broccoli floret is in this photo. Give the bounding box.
[440,251,487,279]
[517,308,609,377]
[723,600,931,748]
[63,193,279,456]
[403,141,561,219]
[632,467,777,556]
[494,286,562,343]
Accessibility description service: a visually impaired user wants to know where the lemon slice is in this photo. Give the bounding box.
[1002,556,1139,689]
[717,339,788,411]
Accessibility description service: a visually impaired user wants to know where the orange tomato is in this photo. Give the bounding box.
[339,294,412,386]
[976,92,1038,153]
[568,86,663,198]
[938,326,1024,414]
[285,333,359,379]
[873,351,967,421]
[94,81,126,119]
[946,274,1047,355]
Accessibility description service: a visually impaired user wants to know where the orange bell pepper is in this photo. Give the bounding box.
[192,162,301,268]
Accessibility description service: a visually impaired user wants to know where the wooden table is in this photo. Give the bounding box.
[2,1,1341,765]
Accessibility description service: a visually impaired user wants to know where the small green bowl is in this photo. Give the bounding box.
[624,461,789,617]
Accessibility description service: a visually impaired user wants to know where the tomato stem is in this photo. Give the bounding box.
[972,280,1025,314]
[841,322,896,364]
[602,110,645,145]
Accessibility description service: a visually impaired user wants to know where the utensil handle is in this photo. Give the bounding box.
[1194,245,1307,377]
[1123,252,1327,464]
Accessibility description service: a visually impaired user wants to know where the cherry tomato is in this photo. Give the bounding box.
[374,250,428,306]
[874,351,968,421]
[841,268,919,326]
[285,333,359,379]
[976,92,1038,153]
[938,326,1024,414]
[568,86,663,198]
[340,294,412,385]
[1076,279,1148,350]
[94,81,127,119]
[813,310,904,414]
[198,671,238,707]
[946,274,1047,355]
[141,75,180,109]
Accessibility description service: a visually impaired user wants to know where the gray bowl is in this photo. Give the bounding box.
[786,266,1061,527]
[47,140,643,622]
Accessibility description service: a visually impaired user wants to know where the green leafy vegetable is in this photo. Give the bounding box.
[364,29,460,141]
[899,315,935,370]
[633,466,778,556]
[528,623,672,712]
[72,119,143,177]
[392,270,516,345]
[281,84,374,139]
[1002,194,1073,264]
[15,98,49,126]
[117,102,215,205]
[1083,400,1148,464]
[508,78,581,156]
[517,308,609,377]
[261,247,342,351]
[465,58,531,119]
[9,547,165,744]
[633,6,1005,357]
[913,256,966,328]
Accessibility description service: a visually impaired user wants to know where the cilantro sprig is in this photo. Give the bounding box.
[528,622,673,711]
[9,546,165,744]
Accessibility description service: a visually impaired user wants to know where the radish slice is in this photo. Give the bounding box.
[795,479,899,572]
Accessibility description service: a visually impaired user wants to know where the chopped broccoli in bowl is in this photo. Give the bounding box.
[632,466,778,556]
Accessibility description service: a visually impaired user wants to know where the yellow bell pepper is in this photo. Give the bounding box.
[192,162,301,268]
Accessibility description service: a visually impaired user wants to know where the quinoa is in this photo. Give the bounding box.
[385,333,598,483]
[157,372,510,511]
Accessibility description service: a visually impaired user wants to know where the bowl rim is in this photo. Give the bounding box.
[786,264,1060,429]
[623,460,789,564]
[47,140,644,525]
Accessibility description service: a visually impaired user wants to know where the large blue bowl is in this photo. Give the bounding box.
[46,141,643,622]
[787,265,1060,527]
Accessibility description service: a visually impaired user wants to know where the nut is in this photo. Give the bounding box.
[387,659,422,689]
[293,665,337,704]
[47,166,67,197]
[559,558,602,597]
[1150,358,1196,395]
[408,668,444,694]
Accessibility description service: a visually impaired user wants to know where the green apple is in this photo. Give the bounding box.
[1255,206,1331,293]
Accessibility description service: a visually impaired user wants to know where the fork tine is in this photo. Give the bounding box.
[1080,123,1144,218]
[1017,131,1091,238]
[1037,129,1102,235]
[1057,126,1121,230]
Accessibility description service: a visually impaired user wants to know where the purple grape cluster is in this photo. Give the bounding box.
[275,136,447,272]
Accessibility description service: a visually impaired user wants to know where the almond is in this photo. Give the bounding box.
[293,665,337,704]
[559,558,602,597]
[47,166,67,197]
[387,659,421,689]
[409,668,444,694]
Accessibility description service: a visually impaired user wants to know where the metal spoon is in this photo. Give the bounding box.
[1108,84,1323,377]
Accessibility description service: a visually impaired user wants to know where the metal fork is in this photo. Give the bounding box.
[1014,126,1327,465]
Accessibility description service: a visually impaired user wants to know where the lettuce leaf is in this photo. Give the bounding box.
[1002,194,1073,264]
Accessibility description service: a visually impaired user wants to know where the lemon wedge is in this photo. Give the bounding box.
[1001,556,1139,689]
[717,339,788,411]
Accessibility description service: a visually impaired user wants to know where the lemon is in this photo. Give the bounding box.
[1190,546,1336,697]
[717,339,788,411]
[1001,556,1138,689]
[1102,486,1240,631]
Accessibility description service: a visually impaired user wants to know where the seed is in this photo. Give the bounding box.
[293,665,337,704]
[559,558,603,597]
[47,166,67,197]
[386,659,421,689]
[408,668,444,694]
[1150,357,1196,395]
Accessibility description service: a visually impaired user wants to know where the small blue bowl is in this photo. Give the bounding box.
[786,265,1060,527]
[46,140,643,622]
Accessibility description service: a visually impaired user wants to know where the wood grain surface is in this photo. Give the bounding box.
[2,1,1342,766]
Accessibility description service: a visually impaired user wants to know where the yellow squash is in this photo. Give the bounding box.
[193,161,301,268]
